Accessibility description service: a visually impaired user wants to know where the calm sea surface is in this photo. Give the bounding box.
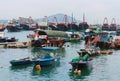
[0,30,120,81]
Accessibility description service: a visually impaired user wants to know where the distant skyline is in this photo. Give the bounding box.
[0,0,120,24]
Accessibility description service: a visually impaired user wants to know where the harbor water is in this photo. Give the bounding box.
[0,30,120,81]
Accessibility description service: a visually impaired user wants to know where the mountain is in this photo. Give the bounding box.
[0,13,81,25]
[35,13,80,24]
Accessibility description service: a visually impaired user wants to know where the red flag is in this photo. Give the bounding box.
[90,35,99,44]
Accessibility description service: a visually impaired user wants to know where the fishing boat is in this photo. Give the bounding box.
[19,16,38,30]
[0,24,6,31]
[34,54,60,66]
[116,26,120,36]
[96,31,112,49]
[77,49,100,57]
[79,22,89,32]
[6,22,21,32]
[57,23,68,31]
[48,22,58,30]
[10,56,34,66]
[69,33,82,42]
[0,37,18,43]
[0,32,18,43]
[109,18,117,31]
[113,38,120,49]
[100,50,113,55]
[40,46,59,51]
[31,30,66,47]
[10,53,60,66]
[101,17,109,31]
[67,23,79,32]
[69,54,92,70]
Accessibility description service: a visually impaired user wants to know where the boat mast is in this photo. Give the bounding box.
[83,13,85,23]
[72,13,73,23]
[71,13,73,31]
[83,13,85,30]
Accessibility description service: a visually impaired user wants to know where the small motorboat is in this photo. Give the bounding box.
[6,21,22,32]
[6,37,18,42]
[10,56,34,66]
[70,59,92,70]
[40,46,59,51]
[34,54,60,66]
[77,49,100,57]
[0,31,18,43]
[0,24,6,32]
[100,50,113,55]
[0,37,18,43]
[69,54,92,70]
[10,53,60,66]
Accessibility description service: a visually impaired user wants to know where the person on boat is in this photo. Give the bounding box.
[34,30,39,40]
[28,55,33,60]
[84,35,89,45]
[93,46,100,54]
[79,49,88,56]
[50,52,58,58]
[82,54,89,61]
[104,35,111,49]
[79,49,89,61]
[50,52,55,58]
[109,35,113,43]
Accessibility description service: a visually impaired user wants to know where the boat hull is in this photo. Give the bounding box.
[6,26,21,32]
[77,51,100,57]
[0,27,6,32]
[34,56,60,66]
[10,55,60,66]
[0,37,18,43]
[10,60,32,66]
[70,60,92,70]
[40,46,59,51]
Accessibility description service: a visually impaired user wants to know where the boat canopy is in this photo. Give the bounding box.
[35,29,68,38]
[44,30,68,37]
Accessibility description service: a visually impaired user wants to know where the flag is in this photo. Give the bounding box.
[90,35,99,44]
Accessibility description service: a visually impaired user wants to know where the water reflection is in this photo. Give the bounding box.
[31,47,65,53]
[31,47,66,57]
[32,61,60,76]
[10,64,33,71]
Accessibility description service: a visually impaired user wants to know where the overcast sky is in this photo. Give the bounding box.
[0,0,120,24]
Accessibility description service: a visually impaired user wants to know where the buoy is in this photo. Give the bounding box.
[74,69,78,74]
[35,64,41,71]
[77,70,81,75]
[74,69,81,75]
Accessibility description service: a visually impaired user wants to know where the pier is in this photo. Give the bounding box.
[0,41,31,48]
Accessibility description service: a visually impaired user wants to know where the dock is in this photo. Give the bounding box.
[0,41,31,48]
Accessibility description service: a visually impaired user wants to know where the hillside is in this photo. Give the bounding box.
[35,13,80,24]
